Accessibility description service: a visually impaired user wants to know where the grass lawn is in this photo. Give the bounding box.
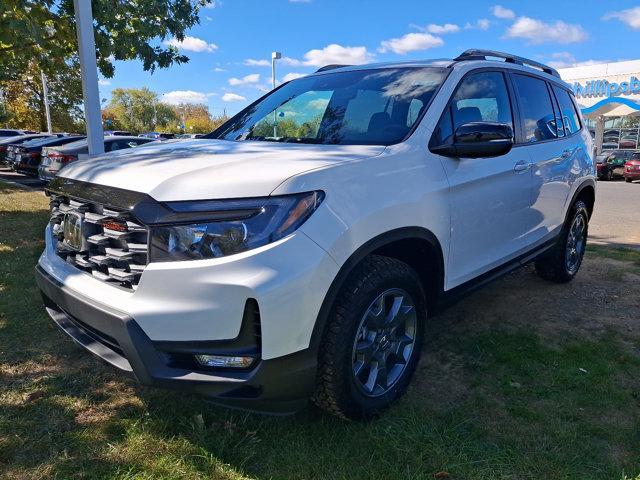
[1,179,639,480]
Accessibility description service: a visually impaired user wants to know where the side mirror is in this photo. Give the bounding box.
[431,122,514,158]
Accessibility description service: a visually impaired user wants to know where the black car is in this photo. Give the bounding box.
[598,149,638,180]
[0,128,37,137]
[0,134,55,165]
[14,135,86,176]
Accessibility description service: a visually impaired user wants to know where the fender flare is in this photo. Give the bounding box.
[308,226,445,350]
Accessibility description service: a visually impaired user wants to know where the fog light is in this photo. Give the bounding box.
[194,354,255,368]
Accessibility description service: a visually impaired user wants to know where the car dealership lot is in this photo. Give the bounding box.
[1,178,639,479]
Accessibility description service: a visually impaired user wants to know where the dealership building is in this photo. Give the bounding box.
[559,60,640,153]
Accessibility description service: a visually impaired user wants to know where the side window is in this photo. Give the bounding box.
[431,106,453,147]
[451,71,513,131]
[553,86,581,135]
[512,74,558,143]
[407,99,424,127]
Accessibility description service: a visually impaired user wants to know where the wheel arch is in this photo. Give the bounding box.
[309,227,445,350]
[568,179,596,222]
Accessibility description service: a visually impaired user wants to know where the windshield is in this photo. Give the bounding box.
[208,67,447,146]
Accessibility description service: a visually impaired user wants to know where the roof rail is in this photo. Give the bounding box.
[453,49,560,78]
[315,64,352,73]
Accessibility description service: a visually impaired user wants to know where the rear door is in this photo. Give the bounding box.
[510,74,578,241]
[433,70,536,286]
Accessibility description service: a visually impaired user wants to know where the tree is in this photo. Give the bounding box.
[0,0,214,82]
[105,88,177,133]
[167,103,227,134]
[0,60,85,132]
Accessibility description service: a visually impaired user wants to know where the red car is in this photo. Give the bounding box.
[624,153,640,183]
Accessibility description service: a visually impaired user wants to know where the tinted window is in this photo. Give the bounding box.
[553,86,581,135]
[210,67,447,145]
[512,74,557,143]
[451,72,513,130]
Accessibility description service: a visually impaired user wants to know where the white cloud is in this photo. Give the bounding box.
[98,79,111,86]
[222,93,247,102]
[281,56,303,66]
[506,17,587,44]
[426,23,460,34]
[464,19,490,30]
[228,73,260,86]
[213,67,227,72]
[603,7,640,29]
[477,18,490,30]
[491,5,515,19]
[302,44,373,66]
[243,58,270,67]
[165,36,218,53]
[547,52,610,69]
[162,90,208,105]
[379,33,444,55]
[308,98,330,110]
[282,72,306,82]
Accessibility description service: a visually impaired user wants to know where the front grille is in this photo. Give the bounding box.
[49,194,148,290]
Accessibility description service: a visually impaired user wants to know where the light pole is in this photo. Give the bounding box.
[40,71,53,134]
[73,0,104,155]
[272,51,281,138]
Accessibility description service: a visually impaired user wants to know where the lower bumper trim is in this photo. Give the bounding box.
[35,265,317,414]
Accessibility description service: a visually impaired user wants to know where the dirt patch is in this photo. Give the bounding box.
[415,251,640,399]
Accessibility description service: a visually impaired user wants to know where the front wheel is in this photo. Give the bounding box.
[535,199,589,283]
[625,177,632,183]
[312,255,427,420]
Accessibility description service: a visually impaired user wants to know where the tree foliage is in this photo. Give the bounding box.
[102,87,228,134]
[0,60,85,132]
[0,0,214,81]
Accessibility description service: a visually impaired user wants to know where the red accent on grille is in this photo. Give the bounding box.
[102,221,128,232]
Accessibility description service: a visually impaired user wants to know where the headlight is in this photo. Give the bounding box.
[149,191,324,262]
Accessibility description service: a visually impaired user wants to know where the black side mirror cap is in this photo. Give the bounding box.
[431,122,514,159]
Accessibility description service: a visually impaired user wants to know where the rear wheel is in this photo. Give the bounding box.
[625,177,632,183]
[312,255,426,420]
[535,199,589,283]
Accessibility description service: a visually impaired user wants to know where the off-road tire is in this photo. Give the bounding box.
[535,199,589,283]
[312,255,427,420]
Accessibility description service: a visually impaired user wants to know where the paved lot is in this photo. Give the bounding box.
[590,180,640,249]
[2,166,639,249]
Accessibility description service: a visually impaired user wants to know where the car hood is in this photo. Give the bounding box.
[58,139,386,200]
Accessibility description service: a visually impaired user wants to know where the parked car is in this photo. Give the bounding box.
[139,132,177,140]
[36,50,595,419]
[0,128,37,137]
[104,130,132,136]
[38,136,155,182]
[598,149,637,180]
[14,135,86,176]
[624,152,640,183]
[595,150,613,176]
[177,133,205,139]
[0,134,55,165]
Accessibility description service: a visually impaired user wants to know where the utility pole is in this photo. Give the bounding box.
[272,51,281,138]
[40,71,53,134]
[73,0,104,155]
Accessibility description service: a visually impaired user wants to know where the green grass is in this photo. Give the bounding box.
[1,180,639,480]
[587,244,640,268]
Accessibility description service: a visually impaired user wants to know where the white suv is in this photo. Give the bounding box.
[36,50,595,419]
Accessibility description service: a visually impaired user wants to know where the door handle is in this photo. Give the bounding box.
[561,149,573,159]
[514,161,531,172]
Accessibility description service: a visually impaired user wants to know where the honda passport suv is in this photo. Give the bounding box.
[36,50,595,419]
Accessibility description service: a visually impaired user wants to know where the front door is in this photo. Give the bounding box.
[433,70,535,288]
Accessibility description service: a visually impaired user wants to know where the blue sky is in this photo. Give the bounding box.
[98,0,640,116]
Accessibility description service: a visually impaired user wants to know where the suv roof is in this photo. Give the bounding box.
[312,49,562,83]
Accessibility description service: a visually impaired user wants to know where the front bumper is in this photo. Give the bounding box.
[36,265,317,413]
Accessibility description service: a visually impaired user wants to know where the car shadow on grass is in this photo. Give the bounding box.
[1,193,639,479]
